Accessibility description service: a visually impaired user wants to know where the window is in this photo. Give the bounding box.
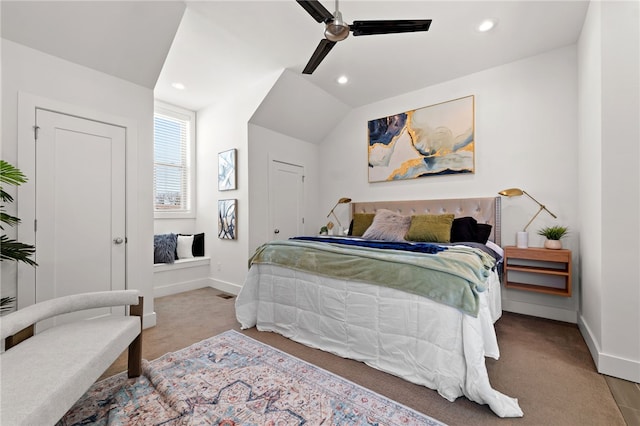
[154,102,196,218]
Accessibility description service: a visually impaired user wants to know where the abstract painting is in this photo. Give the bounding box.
[218,149,237,191]
[218,199,237,240]
[368,95,475,182]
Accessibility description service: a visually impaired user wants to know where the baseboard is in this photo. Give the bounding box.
[502,299,577,323]
[154,278,211,298]
[579,314,640,383]
[208,278,242,296]
[143,311,156,329]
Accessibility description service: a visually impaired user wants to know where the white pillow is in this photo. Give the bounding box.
[176,234,194,259]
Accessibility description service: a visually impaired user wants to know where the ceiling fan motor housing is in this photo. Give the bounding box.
[325,11,350,42]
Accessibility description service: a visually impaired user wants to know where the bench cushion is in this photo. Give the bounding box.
[1,316,140,426]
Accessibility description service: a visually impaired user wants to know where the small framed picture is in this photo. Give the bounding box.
[218,199,237,240]
[218,148,237,191]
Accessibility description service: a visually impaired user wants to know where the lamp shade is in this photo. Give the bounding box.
[498,188,523,197]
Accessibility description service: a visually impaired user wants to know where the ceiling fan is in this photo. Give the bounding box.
[296,0,432,74]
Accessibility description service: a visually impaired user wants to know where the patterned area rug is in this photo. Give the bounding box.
[59,330,445,425]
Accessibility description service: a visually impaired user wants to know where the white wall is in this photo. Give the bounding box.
[577,0,603,364]
[319,46,581,323]
[247,124,322,255]
[195,72,280,295]
[578,0,640,383]
[1,39,156,326]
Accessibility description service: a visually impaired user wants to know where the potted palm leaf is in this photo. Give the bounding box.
[537,225,569,250]
[1,160,37,313]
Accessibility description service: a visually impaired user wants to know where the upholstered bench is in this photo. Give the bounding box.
[0,290,143,425]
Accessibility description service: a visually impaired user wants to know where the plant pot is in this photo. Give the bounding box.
[544,239,562,250]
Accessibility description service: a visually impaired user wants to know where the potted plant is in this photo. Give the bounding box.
[1,160,38,313]
[537,225,569,250]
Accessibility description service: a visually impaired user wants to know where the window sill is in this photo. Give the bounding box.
[154,211,196,220]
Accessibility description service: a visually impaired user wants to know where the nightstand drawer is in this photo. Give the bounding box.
[503,246,572,296]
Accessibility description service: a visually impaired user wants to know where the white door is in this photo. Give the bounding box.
[269,160,304,241]
[34,109,126,324]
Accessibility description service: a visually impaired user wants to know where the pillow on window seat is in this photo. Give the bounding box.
[154,233,177,264]
[177,233,205,257]
[176,235,194,259]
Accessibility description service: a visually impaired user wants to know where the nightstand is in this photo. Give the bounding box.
[503,246,572,296]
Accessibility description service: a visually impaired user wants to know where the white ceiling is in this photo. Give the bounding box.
[156,0,590,110]
[1,1,186,89]
[2,1,589,111]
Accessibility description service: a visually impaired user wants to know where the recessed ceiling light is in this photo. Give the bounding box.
[171,82,186,90]
[477,19,497,32]
[336,75,349,85]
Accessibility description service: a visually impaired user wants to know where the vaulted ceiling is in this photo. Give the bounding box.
[2,1,590,128]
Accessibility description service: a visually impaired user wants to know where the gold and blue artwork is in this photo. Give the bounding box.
[368,95,475,182]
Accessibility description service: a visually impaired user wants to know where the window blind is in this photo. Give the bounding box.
[154,111,190,212]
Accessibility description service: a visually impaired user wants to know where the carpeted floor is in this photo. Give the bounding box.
[103,287,627,426]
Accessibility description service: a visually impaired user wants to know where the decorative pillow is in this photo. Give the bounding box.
[154,233,177,264]
[350,213,376,236]
[450,216,478,242]
[176,235,194,259]
[475,223,493,244]
[361,209,411,242]
[178,232,205,256]
[405,214,455,243]
[192,233,205,256]
[449,216,493,244]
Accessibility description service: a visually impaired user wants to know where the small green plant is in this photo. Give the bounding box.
[537,225,569,240]
[319,225,328,235]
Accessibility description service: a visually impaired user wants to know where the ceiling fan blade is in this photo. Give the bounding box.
[350,19,432,36]
[302,39,337,74]
[296,0,334,23]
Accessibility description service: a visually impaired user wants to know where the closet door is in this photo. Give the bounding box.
[269,160,304,241]
[34,109,126,326]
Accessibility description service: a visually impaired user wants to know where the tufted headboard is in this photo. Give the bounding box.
[351,197,501,246]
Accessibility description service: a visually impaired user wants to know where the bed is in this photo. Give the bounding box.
[235,197,523,417]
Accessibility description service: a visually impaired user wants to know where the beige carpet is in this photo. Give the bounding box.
[103,287,625,426]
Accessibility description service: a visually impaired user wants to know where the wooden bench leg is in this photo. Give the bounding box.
[5,324,35,350]
[127,296,143,378]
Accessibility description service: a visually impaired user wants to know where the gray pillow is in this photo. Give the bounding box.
[361,209,412,242]
[154,233,177,264]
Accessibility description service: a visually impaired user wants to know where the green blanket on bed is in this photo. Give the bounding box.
[249,240,496,317]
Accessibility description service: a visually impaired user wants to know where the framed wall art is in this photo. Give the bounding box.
[218,148,237,191]
[218,199,237,240]
[368,95,475,182]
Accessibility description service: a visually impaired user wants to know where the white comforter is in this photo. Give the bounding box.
[236,264,523,417]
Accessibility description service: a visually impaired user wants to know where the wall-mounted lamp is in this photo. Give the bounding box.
[327,197,352,234]
[498,188,556,247]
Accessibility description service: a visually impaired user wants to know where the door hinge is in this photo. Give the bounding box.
[302,175,305,183]
[33,125,40,140]
[302,217,305,224]
[34,219,37,232]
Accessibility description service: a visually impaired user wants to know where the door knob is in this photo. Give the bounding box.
[113,237,124,244]
[274,229,280,234]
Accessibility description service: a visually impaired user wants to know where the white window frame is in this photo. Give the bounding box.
[153,101,196,219]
